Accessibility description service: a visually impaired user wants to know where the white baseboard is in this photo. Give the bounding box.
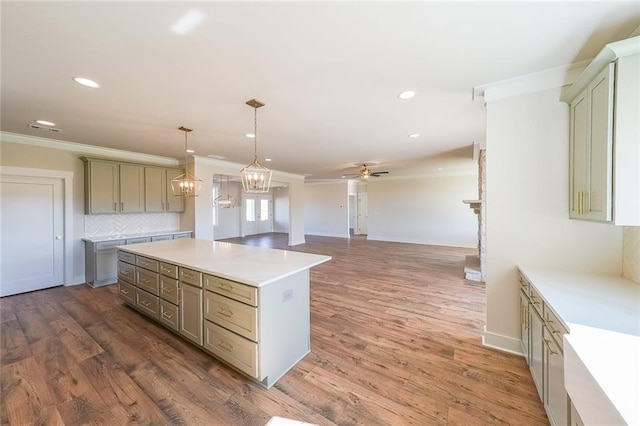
[366,235,476,249]
[482,327,524,356]
[304,232,349,239]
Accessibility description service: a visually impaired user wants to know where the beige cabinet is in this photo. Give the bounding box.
[83,158,144,214]
[564,37,640,225]
[145,167,184,213]
[179,282,203,345]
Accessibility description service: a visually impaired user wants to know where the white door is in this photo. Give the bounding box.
[355,193,368,235]
[1,175,64,296]
[243,196,273,236]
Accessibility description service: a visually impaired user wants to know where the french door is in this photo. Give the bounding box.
[243,195,273,236]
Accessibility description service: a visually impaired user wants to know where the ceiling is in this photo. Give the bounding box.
[2,2,639,180]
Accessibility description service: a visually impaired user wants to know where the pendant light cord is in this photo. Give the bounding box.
[253,106,258,162]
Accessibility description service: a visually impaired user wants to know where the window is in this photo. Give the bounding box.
[246,198,256,222]
[260,199,269,221]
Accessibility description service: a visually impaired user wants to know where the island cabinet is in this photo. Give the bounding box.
[562,36,640,225]
[116,238,331,388]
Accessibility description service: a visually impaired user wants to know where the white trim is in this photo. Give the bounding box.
[0,131,179,166]
[195,155,305,182]
[0,166,75,286]
[366,235,476,249]
[307,169,476,185]
[482,327,524,355]
[474,60,589,103]
[304,232,350,239]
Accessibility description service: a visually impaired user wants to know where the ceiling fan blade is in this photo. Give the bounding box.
[371,171,389,176]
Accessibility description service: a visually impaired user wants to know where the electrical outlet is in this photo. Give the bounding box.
[282,288,293,302]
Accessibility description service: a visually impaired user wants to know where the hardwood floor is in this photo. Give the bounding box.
[0,234,548,425]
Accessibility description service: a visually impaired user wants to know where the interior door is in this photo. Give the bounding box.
[257,198,273,234]
[355,192,368,235]
[1,175,64,296]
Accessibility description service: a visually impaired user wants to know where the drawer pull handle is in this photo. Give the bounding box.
[219,283,233,291]
[161,267,172,273]
[162,312,173,319]
[140,300,150,307]
[121,289,129,295]
[218,309,233,318]
[183,272,195,279]
[543,338,558,355]
[546,319,561,334]
[141,278,150,284]
[530,295,541,306]
[219,341,234,351]
[162,287,172,294]
[121,271,130,275]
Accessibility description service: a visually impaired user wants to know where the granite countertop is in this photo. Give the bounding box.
[82,230,192,243]
[519,266,640,425]
[117,238,332,287]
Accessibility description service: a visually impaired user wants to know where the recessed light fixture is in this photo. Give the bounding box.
[245,133,255,138]
[264,158,272,162]
[398,90,416,99]
[437,167,443,171]
[73,77,100,88]
[171,9,205,35]
[36,120,55,126]
[408,133,420,138]
[186,149,195,153]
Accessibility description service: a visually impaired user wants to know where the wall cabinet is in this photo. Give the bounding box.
[145,167,184,213]
[519,272,569,426]
[83,157,184,214]
[564,36,640,225]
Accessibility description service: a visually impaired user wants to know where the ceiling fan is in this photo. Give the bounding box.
[342,163,390,180]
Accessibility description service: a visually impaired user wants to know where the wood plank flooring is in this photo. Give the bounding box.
[0,234,548,425]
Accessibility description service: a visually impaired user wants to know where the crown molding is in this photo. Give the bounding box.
[473,60,590,103]
[193,155,306,182]
[0,131,179,166]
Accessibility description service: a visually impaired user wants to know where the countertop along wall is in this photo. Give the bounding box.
[623,226,640,283]
[484,87,623,353]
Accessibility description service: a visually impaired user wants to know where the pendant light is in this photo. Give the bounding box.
[241,99,272,193]
[214,175,237,208]
[171,126,202,197]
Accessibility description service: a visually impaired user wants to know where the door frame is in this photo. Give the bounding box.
[0,166,74,285]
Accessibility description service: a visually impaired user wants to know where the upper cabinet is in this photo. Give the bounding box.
[83,158,184,214]
[562,36,640,225]
[145,167,184,213]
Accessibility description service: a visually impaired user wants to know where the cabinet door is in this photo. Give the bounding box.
[529,307,544,400]
[145,167,166,212]
[87,160,119,213]
[520,291,530,365]
[544,329,568,426]
[166,168,185,212]
[179,283,203,345]
[586,64,614,221]
[120,164,145,213]
[569,89,588,219]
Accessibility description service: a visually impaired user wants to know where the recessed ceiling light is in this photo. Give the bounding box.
[264,158,272,162]
[398,90,416,99]
[408,133,420,138]
[437,167,443,171]
[171,9,205,35]
[73,77,100,88]
[245,133,255,138]
[186,149,195,153]
[36,120,55,126]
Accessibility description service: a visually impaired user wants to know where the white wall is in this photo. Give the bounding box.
[484,87,623,353]
[273,186,290,233]
[304,182,349,238]
[367,174,478,247]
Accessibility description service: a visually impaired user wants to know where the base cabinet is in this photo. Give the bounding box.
[519,271,569,426]
[179,282,203,345]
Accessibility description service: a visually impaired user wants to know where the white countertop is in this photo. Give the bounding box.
[82,230,192,243]
[519,267,640,425]
[117,238,331,287]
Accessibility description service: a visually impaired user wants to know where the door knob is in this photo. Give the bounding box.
[55,235,62,240]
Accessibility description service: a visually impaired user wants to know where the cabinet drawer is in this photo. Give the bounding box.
[151,235,173,242]
[179,267,201,287]
[117,250,136,265]
[203,274,257,307]
[126,237,151,245]
[158,300,179,332]
[118,279,135,305]
[135,288,159,319]
[96,240,125,250]
[118,261,135,284]
[204,320,258,379]
[160,276,179,304]
[136,255,159,272]
[204,291,258,341]
[544,306,568,349]
[159,262,178,279]
[529,285,544,316]
[518,273,530,297]
[136,267,159,295]
[173,233,191,239]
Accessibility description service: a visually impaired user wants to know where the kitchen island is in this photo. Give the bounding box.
[116,238,331,388]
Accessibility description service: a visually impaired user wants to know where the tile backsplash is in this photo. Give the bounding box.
[84,213,180,237]
[623,226,640,284]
